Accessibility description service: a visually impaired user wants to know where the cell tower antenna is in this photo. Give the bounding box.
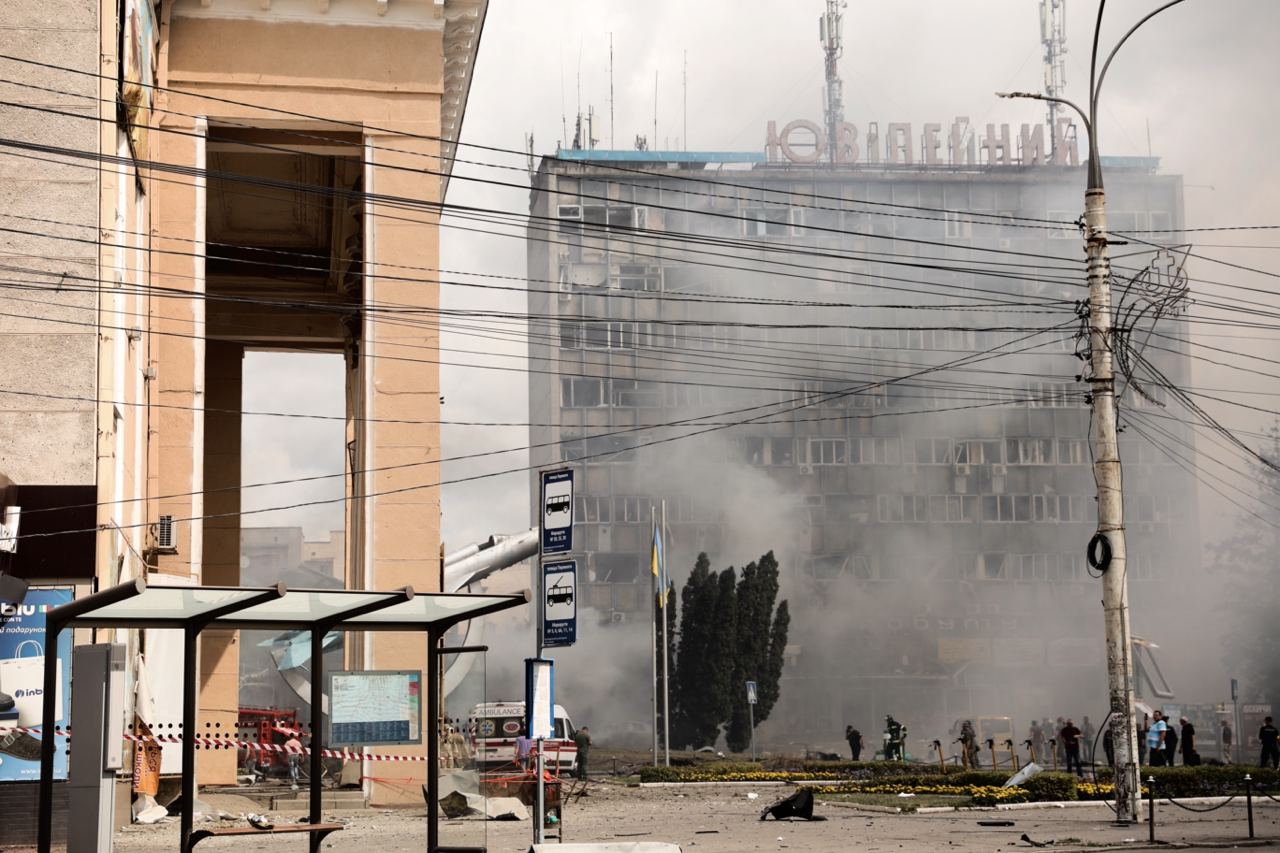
[609,33,615,149]
[653,70,659,152]
[821,0,845,165]
[1040,0,1068,157]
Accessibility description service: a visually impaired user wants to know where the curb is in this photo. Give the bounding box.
[637,781,791,788]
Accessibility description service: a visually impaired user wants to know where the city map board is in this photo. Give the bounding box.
[328,670,422,747]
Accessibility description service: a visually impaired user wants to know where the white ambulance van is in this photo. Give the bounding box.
[469,701,577,773]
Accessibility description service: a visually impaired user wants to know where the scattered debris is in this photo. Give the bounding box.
[746,792,759,800]
[439,790,484,819]
[759,788,827,821]
[1004,762,1043,789]
[977,820,1015,826]
[1020,833,1059,848]
[484,796,530,821]
[246,813,274,831]
[133,794,169,825]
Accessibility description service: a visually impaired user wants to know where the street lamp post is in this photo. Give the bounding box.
[998,0,1189,825]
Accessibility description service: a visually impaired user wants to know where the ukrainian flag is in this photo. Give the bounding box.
[651,524,667,607]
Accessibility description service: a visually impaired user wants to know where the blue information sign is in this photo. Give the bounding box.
[542,560,577,648]
[540,469,574,554]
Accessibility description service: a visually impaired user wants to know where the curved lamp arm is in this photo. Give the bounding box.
[1089,0,1192,188]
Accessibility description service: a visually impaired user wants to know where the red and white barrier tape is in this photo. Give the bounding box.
[0,726,428,763]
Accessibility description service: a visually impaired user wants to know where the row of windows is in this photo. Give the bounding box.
[575,495,715,525]
[876,493,1097,524]
[560,376,1089,411]
[805,551,1158,582]
[743,435,1092,467]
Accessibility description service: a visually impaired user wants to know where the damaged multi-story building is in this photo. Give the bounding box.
[526,117,1200,742]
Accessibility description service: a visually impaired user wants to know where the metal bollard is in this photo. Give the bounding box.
[1147,775,1156,844]
[1245,773,1254,839]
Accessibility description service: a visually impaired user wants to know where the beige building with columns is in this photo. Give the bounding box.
[0,0,485,819]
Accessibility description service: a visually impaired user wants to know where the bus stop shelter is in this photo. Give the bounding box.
[34,578,529,853]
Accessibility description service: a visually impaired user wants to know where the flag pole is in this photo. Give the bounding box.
[650,505,659,767]
[661,499,671,767]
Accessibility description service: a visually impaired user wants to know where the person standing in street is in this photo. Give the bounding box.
[515,732,533,772]
[884,715,906,761]
[1030,720,1044,764]
[1165,716,1179,766]
[1060,718,1083,777]
[1147,711,1168,767]
[959,720,978,769]
[1259,717,1279,769]
[845,725,863,761]
[1081,716,1096,766]
[1221,719,1234,764]
[1180,716,1198,766]
[284,731,304,792]
[572,725,592,780]
[1139,713,1150,766]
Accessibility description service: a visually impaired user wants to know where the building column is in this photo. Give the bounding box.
[361,129,441,804]
[197,341,243,783]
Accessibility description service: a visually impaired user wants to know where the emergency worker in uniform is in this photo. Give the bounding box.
[884,715,906,761]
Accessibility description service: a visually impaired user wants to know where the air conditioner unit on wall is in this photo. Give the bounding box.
[609,610,627,624]
[799,464,814,475]
[156,514,177,552]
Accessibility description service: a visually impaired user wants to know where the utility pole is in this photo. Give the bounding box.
[999,0,1192,826]
[820,0,844,165]
[650,505,659,767]
[1084,173,1142,826]
[661,499,670,767]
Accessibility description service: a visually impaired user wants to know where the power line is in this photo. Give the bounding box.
[9,325,1069,537]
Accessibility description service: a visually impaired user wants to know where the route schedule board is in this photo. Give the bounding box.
[328,670,422,747]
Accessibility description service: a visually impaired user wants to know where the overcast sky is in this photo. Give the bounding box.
[244,1,1280,560]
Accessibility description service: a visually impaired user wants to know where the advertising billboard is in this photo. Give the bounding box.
[0,587,73,781]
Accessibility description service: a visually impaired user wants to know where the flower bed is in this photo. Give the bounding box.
[807,782,1032,807]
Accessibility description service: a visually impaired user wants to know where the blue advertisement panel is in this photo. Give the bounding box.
[0,587,73,781]
[542,560,576,648]
[540,469,574,554]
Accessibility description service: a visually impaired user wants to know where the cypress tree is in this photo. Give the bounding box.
[725,552,786,753]
[672,554,716,748]
[759,600,789,723]
[707,566,738,738]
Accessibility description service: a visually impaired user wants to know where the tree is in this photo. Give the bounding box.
[726,552,786,752]
[672,554,717,748]
[707,566,738,735]
[671,550,790,753]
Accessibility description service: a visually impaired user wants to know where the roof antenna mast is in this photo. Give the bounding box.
[820,0,846,165]
[1040,0,1068,158]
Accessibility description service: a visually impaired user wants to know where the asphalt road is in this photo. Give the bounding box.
[75,782,1280,852]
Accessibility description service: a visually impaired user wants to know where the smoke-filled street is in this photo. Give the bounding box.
[94,783,1280,853]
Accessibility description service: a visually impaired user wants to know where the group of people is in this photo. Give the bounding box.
[841,716,905,761]
[1029,716,1094,776]
[1136,710,1199,766]
[514,724,592,780]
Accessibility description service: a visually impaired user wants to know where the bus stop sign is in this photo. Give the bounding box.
[540,470,574,554]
